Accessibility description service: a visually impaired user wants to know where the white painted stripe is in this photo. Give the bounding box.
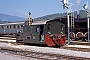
[65,45,90,49]
[0,37,16,39]
[0,39,16,42]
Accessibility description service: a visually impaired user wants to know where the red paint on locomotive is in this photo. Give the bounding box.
[46,34,66,46]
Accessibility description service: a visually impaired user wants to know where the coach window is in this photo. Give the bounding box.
[10,25,12,29]
[20,25,22,29]
[17,25,19,29]
[4,26,6,29]
[2,26,3,29]
[13,25,16,29]
[0,26,1,29]
[7,25,9,29]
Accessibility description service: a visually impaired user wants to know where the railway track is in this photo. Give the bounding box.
[0,48,89,60]
[61,40,90,52]
[0,36,90,49]
[0,37,16,43]
[0,37,90,59]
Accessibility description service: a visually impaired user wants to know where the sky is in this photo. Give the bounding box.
[0,0,90,18]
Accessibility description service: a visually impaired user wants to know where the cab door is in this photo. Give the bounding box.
[31,25,44,43]
[31,25,40,43]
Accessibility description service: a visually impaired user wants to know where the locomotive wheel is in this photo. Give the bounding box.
[70,32,75,40]
[76,32,84,41]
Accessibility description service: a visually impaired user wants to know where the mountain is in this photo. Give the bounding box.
[0,20,9,24]
[0,13,26,22]
[33,10,87,21]
[0,10,87,23]
[34,13,66,21]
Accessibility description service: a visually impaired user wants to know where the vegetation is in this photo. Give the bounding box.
[34,10,87,21]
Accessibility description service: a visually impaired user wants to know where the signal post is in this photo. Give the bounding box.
[61,0,73,44]
[83,1,90,42]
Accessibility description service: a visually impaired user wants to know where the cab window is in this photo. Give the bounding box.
[47,24,51,30]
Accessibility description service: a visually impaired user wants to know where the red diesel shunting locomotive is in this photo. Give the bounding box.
[16,19,66,47]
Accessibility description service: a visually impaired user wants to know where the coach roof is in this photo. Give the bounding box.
[0,22,24,26]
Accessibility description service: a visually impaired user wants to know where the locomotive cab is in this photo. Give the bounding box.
[16,20,66,46]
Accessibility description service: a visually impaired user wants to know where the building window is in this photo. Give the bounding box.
[7,26,9,29]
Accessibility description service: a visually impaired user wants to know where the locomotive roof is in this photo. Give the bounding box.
[0,22,24,26]
[31,20,50,25]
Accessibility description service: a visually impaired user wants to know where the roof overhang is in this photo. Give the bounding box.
[0,22,24,26]
[31,20,50,25]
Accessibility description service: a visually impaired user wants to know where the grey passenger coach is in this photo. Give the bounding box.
[0,22,24,37]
